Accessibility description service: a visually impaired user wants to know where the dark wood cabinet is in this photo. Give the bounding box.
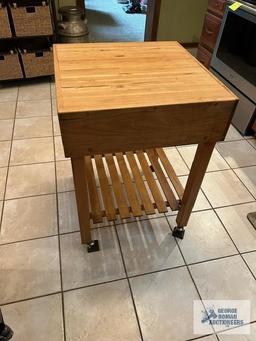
[197,0,226,68]
[197,45,212,68]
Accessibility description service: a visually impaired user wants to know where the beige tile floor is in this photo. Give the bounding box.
[0,79,256,341]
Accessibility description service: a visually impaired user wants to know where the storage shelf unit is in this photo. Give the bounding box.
[0,0,56,81]
[84,148,184,223]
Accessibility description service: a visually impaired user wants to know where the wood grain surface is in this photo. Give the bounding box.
[54,41,238,157]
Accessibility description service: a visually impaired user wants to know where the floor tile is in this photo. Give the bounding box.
[234,166,256,198]
[53,115,61,135]
[202,170,253,208]
[58,191,79,233]
[116,217,184,276]
[0,86,18,102]
[51,81,56,99]
[225,125,244,141]
[0,141,11,167]
[218,322,256,340]
[0,101,16,119]
[0,236,60,304]
[56,160,74,192]
[243,252,256,277]
[167,210,237,264]
[10,137,54,165]
[55,136,66,161]
[247,138,256,149]
[16,99,52,118]
[6,163,55,199]
[64,280,141,341]
[0,201,3,222]
[0,119,14,141]
[52,98,57,116]
[60,228,125,290]
[190,255,256,322]
[14,117,52,139]
[179,175,211,211]
[130,267,212,341]
[0,194,57,244]
[216,203,256,253]
[1,294,64,341]
[164,147,189,176]
[18,81,50,101]
[178,145,230,172]
[217,140,256,168]
[0,167,7,200]
[58,189,108,233]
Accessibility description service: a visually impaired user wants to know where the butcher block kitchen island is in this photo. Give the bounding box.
[53,41,238,252]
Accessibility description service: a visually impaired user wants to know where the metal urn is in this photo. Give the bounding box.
[57,6,89,43]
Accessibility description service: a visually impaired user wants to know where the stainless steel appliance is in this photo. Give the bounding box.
[210,0,256,135]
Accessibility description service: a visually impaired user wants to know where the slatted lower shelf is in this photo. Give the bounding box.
[85,148,184,223]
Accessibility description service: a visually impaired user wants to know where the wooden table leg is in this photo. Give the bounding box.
[173,142,215,239]
[71,157,99,252]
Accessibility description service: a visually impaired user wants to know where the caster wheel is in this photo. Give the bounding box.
[149,165,154,172]
[0,325,14,340]
[87,240,99,253]
[172,226,185,239]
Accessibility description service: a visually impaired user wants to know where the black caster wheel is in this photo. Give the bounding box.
[0,325,14,340]
[87,240,99,253]
[172,226,185,240]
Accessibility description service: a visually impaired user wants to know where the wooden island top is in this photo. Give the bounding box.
[54,41,236,115]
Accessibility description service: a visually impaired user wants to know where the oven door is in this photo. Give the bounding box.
[211,2,256,103]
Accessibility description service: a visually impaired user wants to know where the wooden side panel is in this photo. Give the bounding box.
[59,101,237,157]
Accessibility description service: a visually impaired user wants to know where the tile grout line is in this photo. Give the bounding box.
[164,215,217,338]
[185,333,217,341]
[229,167,256,201]
[0,195,256,247]
[0,87,19,233]
[0,291,62,307]
[50,86,67,341]
[197,165,256,281]
[214,208,256,282]
[214,139,256,200]
[114,223,145,341]
[184,144,256,280]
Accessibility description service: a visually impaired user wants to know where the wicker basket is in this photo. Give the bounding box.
[10,2,53,37]
[0,4,12,38]
[0,50,23,80]
[21,49,54,77]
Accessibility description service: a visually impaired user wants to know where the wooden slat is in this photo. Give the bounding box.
[126,151,155,215]
[136,151,167,213]
[94,154,116,221]
[147,149,179,210]
[156,148,184,200]
[116,153,142,217]
[105,154,130,219]
[84,156,103,223]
